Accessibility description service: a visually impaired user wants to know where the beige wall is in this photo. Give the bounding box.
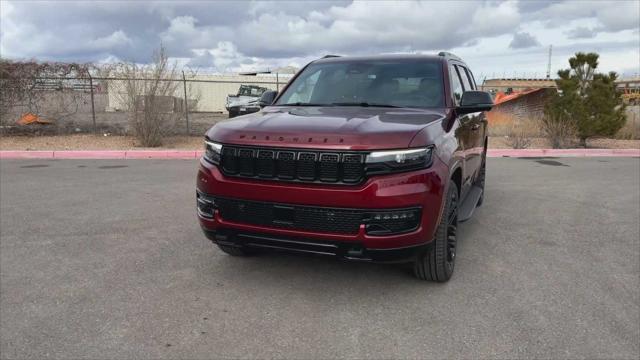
[106,74,294,114]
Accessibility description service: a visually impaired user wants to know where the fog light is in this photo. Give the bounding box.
[196,192,215,218]
[364,208,421,235]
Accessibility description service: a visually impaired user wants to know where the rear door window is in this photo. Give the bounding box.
[449,64,464,105]
[455,65,472,91]
[462,67,477,89]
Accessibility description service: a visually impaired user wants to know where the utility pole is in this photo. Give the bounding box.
[546,45,553,79]
[88,74,97,135]
[182,70,190,135]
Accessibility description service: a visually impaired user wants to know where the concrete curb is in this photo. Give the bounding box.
[0,149,638,160]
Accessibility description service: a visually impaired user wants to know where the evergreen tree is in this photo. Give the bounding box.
[545,52,626,147]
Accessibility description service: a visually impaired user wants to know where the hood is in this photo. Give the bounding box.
[207,106,446,150]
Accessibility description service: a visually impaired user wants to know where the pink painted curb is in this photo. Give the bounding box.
[0,149,638,160]
[53,151,126,159]
[0,150,200,160]
[0,151,54,159]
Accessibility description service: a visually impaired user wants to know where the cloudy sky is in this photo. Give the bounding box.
[1,0,638,79]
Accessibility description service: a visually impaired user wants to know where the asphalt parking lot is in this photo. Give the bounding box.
[1,157,638,359]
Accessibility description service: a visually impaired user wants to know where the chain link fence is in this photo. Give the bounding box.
[0,74,289,136]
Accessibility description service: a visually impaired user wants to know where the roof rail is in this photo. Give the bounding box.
[438,51,462,61]
[322,54,341,59]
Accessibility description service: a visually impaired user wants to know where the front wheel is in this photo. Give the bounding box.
[413,182,459,282]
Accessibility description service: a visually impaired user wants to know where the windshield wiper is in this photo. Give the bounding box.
[331,102,401,108]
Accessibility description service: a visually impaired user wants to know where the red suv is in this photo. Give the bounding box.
[197,53,493,281]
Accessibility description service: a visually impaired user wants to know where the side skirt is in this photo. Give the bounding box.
[457,185,483,222]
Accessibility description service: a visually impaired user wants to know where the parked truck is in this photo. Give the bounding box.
[225,85,270,118]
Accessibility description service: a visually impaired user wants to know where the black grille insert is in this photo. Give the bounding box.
[216,198,364,234]
[220,145,365,184]
[237,148,254,176]
[256,150,275,177]
[319,153,340,181]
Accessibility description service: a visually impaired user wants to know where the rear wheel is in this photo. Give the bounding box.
[413,182,458,282]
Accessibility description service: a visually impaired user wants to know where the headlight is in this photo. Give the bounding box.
[203,139,222,165]
[196,191,215,218]
[365,147,433,175]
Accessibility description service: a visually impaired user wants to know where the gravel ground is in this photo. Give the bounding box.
[1,134,638,150]
[0,158,638,359]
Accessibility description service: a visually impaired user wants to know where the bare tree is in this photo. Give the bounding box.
[105,45,181,146]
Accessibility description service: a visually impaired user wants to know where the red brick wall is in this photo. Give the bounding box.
[487,88,555,125]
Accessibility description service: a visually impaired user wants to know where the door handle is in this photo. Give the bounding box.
[471,124,480,130]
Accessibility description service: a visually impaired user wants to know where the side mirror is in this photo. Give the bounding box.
[258,90,278,108]
[457,91,493,115]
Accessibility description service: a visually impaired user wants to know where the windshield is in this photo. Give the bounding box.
[275,60,444,108]
[238,85,267,97]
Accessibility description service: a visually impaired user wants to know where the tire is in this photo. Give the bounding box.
[228,109,238,118]
[217,244,252,256]
[413,182,459,282]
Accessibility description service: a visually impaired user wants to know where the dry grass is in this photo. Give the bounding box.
[488,114,542,149]
[506,118,541,149]
[540,114,578,149]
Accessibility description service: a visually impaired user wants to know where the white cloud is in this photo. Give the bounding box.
[509,32,541,49]
[566,26,598,39]
[528,0,640,32]
[1,0,638,76]
[92,30,133,49]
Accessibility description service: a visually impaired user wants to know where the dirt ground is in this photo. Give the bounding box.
[0,135,203,151]
[0,134,638,150]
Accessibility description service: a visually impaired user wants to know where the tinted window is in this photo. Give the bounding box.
[238,86,267,96]
[449,64,464,105]
[276,60,445,108]
[456,65,472,91]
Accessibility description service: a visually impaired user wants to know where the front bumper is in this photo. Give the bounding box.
[227,105,260,116]
[197,155,448,255]
[203,228,432,262]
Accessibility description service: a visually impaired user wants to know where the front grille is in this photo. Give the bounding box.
[216,198,363,234]
[220,145,364,184]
